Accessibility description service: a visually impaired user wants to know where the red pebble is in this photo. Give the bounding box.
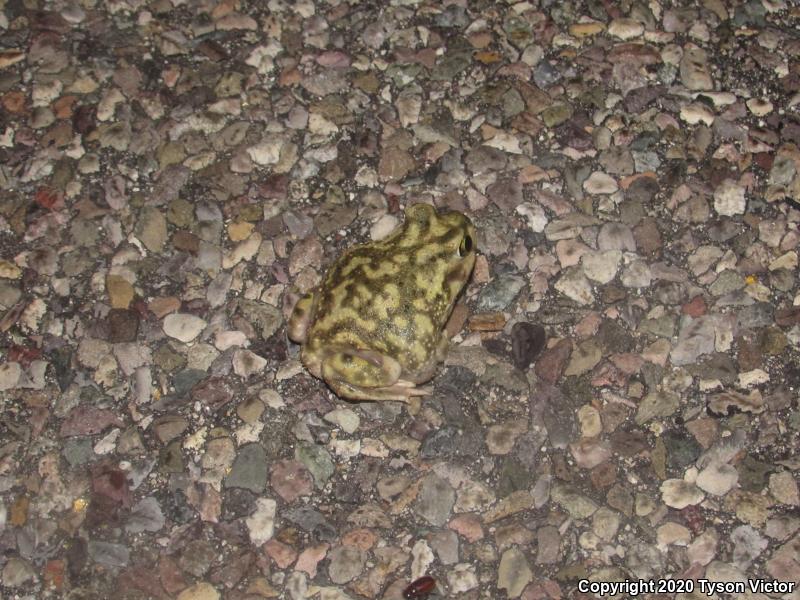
[7,344,42,368]
[404,575,436,599]
[33,187,63,210]
[681,295,707,317]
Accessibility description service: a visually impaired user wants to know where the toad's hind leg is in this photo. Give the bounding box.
[320,348,431,402]
[287,293,315,344]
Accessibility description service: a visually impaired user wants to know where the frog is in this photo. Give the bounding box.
[287,203,477,402]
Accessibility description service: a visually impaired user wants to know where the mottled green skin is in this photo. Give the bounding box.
[288,203,477,401]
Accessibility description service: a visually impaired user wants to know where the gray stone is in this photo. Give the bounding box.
[597,223,636,251]
[498,547,533,597]
[636,390,680,424]
[626,541,666,580]
[126,496,166,533]
[88,541,130,567]
[414,474,455,526]
[137,207,168,253]
[536,526,561,564]
[63,438,96,467]
[328,545,366,584]
[671,316,716,366]
[731,525,768,569]
[225,443,268,493]
[550,482,598,518]
[476,274,526,311]
[680,45,713,90]
[554,267,594,305]
[1,557,36,587]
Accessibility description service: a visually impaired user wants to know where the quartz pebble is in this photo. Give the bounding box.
[746,98,773,116]
[661,479,705,509]
[163,314,207,343]
[714,179,747,216]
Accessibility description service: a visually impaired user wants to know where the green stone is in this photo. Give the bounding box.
[606,483,634,516]
[71,219,99,246]
[310,97,353,125]
[483,362,530,394]
[154,343,186,373]
[159,440,184,473]
[541,103,574,128]
[172,369,206,396]
[737,455,773,492]
[663,430,702,474]
[638,315,676,338]
[238,203,262,222]
[215,71,244,97]
[651,436,666,480]
[158,142,186,169]
[502,88,525,118]
[635,390,679,424]
[555,563,589,582]
[353,72,380,93]
[167,197,194,228]
[497,457,534,498]
[561,376,593,406]
[596,319,635,353]
[51,158,75,190]
[129,191,146,209]
[295,441,334,489]
[62,250,93,276]
[63,438,96,467]
[758,327,788,355]
[709,270,745,296]
[551,481,598,519]
[431,52,470,82]
[503,15,533,47]
[136,207,168,253]
[386,64,423,87]
[237,299,282,340]
[788,409,800,430]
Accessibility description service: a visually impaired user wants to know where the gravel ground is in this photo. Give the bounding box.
[1,1,799,599]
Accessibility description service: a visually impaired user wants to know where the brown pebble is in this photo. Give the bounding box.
[468,311,506,332]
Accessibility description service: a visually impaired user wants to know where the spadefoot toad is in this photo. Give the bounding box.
[288,203,477,401]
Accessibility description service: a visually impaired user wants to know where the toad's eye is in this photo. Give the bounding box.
[458,234,473,257]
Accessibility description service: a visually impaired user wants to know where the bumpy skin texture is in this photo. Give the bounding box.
[288,203,477,401]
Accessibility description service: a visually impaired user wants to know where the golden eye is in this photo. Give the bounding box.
[458,235,473,257]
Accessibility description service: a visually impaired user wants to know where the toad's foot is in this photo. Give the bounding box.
[320,348,431,402]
